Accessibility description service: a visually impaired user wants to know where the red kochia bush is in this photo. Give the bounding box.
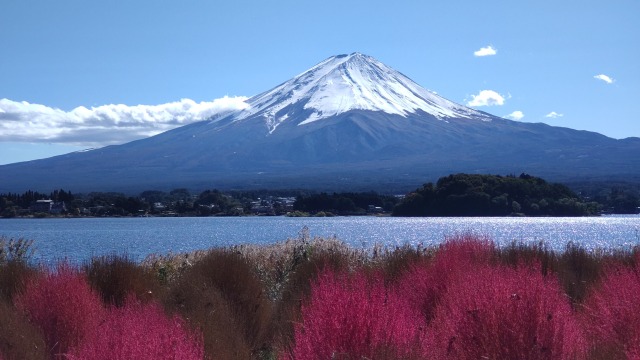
[13,263,104,358]
[427,262,586,360]
[582,263,640,358]
[284,268,422,360]
[396,234,495,324]
[67,299,204,360]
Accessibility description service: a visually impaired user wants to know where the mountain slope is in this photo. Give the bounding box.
[1,53,639,193]
[230,53,491,132]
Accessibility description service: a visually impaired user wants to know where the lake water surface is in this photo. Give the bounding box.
[1,216,639,265]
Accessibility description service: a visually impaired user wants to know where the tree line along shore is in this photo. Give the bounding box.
[1,173,639,218]
[1,232,640,359]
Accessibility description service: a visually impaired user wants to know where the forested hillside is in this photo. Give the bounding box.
[393,173,601,216]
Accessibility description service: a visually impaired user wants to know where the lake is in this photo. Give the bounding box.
[1,215,639,265]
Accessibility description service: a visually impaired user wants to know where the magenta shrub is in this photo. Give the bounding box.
[284,268,422,360]
[436,234,495,266]
[427,262,586,359]
[67,299,204,360]
[9,236,637,359]
[13,263,104,358]
[394,258,443,326]
[396,234,495,323]
[582,264,640,358]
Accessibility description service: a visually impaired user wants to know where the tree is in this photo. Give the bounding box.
[393,173,598,217]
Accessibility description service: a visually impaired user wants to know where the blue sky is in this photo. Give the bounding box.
[1,0,638,165]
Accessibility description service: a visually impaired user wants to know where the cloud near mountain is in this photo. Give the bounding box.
[0,96,248,146]
[466,90,506,107]
[505,111,524,120]
[545,111,563,118]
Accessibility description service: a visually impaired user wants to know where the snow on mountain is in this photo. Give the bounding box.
[230,52,491,133]
[2,52,639,194]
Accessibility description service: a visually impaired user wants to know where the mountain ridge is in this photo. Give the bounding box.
[1,53,639,193]
[223,52,492,133]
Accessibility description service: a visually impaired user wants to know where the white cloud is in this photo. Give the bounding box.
[0,97,249,146]
[505,111,524,120]
[594,74,614,84]
[466,90,506,107]
[474,46,497,57]
[545,111,564,118]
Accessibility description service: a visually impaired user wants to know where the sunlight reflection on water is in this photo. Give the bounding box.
[1,215,638,264]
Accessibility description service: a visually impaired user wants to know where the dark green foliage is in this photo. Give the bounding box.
[393,173,600,216]
[293,191,398,215]
[84,192,146,216]
[3,175,637,217]
[138,190,167,204]
[568,180,640,214]
[194,190,243,215]
[588,185,639,214]
[0,189,73,217]
[0,189,72,209]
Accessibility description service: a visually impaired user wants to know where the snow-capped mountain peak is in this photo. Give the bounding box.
[232,52,490,133]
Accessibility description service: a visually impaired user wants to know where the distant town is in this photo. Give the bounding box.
[1,174,638,218]
[0,188,398,218]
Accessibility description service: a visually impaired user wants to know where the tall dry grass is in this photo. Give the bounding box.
[84,254,161,306]
[162,249,273,359]
[0,238,35,265]
[0,237,37,302]
[272,246,352,354]
[2,232,640,359]
[0,260,36,303]
[0,298,46,360]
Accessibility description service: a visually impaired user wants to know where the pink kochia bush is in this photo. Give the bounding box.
[581,262,640,358]
[67,299,204,360]
[397,235,495,324]
[397,236,586,359]
[13,263,203,360]
[13,263,104,357]
[284,268,422,360]
[285,236,588,360]
[426,262,586,359]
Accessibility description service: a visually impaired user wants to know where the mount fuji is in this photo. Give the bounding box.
[1,53,639,192]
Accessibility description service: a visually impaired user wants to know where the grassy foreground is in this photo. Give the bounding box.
[1,231,639,360]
